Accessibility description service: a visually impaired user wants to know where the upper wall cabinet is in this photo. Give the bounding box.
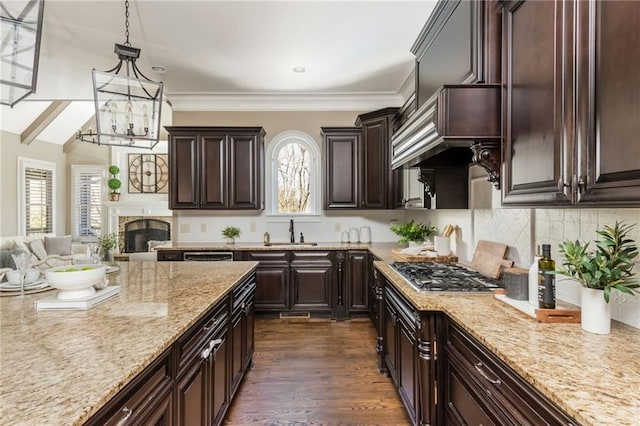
[322,108,401,210]
[167,127,265,210]
[502,0,640,206]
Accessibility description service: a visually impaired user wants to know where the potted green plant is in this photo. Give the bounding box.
[222,226,241,244]
[108,165,122,201]
[98,232,119,262]
[389,220,437,246]
[556,221,639,334]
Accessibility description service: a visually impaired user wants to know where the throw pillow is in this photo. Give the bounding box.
[0,249,17,269]
[29,239,48,261]
[45,236,73,256]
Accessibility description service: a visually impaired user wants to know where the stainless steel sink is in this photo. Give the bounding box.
[264,242,318,247]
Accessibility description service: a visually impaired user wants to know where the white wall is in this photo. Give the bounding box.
[0,131,68,237]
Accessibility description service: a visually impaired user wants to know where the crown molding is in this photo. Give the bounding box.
[167,91,405,111]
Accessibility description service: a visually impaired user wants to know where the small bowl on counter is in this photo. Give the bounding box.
[6,269,41,285]
[45,264,106,300]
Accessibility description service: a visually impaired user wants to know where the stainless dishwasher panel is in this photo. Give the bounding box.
[183,252,234,261]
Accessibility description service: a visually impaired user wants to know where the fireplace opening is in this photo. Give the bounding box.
[124,219,171,253]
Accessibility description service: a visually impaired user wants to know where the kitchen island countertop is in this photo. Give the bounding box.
[0,261,257,425]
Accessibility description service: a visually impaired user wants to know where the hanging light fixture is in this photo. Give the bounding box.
[0,0,45,107]
[77,0,163,149]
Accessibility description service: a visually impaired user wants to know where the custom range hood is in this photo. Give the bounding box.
[390,0,503,188]
[391,84,501,188]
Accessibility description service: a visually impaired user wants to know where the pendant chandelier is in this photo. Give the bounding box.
[0,0,45,107]
[77,0,163,149]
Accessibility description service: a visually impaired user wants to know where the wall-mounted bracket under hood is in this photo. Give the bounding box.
[391,83,501,188]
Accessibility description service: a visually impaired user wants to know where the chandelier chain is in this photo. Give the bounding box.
[124,0,130,46]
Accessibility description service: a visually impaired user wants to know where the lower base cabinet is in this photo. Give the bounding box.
[444,319,578,426]
[382,280,439,426]
[85,272,256,426]
[376,266,577,426]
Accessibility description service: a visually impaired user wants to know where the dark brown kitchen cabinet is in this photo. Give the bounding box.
[502,0,640,206]
[444,319,577,425]
[85,349,173,426]
[323,108,401,210]
[230,275,256,399]
[383,280,440,426]
[322,127,360,208]
[574,0,640,204]
[243,251,290,312]
[355,108,403,209]
[290,251,334,314]
[175,297,229,426]
[167,127,265,210]
[346,250,369,314]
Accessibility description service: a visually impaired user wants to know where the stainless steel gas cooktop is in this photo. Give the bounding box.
[390,262,503,293]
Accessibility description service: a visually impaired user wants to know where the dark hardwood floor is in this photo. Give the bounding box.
[224,318,411,425]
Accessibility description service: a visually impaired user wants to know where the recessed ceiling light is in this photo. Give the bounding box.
[293,66,306,73]
[151,65,167,73]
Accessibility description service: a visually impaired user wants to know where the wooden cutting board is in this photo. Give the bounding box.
[471,240,508,279]
[391,248,458,263]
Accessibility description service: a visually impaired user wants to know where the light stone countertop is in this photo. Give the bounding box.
[375,261,640,426]
[0,261,257,426]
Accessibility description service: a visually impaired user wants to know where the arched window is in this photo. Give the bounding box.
[266,131,321,215]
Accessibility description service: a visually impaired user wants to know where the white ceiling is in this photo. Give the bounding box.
[0,0,437,145]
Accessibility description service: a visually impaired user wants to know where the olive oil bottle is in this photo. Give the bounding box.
[538,244,556,309]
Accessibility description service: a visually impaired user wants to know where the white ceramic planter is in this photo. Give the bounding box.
[580,287,611,334]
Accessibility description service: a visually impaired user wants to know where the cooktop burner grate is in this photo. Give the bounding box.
[390,262,502,293]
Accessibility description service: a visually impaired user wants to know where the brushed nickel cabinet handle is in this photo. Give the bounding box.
[475,362,501,385]
[116,407,133,425]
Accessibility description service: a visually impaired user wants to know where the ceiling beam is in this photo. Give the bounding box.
[63,114,95,153]
[20,100,71,145]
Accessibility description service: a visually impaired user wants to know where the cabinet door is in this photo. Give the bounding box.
[229,133,261,209]
[208,329,229,426]
[384,298,398,383]
[136,390,172,426]
[347,251,369,313]
[176,356,207,426]
[253,265,289,312]
[502,0,574,205]
[290,251,333,312]
[169,134,200,209]
[398,321,417,423]
[575,0,640,204]
[290,263,333,312]
[323,128,360,208]
[201,134,228,209]
[361,117,388,208]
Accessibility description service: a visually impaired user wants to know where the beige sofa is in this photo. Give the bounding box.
[0,235,89,275]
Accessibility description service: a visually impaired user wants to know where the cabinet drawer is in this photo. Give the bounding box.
[244,251,289,263]
[157,250,183,261]
[446,321,577,425]
[233,274,257,312]
[290,251,333,263]
[86,349,172,426]
[175,299,229,376]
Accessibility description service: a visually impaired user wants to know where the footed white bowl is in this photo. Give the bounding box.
[6,269,40,285]
[45,264,106,300]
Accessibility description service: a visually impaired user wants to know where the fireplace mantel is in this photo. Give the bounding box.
[105,201,173,236]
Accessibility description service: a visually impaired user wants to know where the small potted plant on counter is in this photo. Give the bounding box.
[98,232,119,263]
[107,165,122,202]
[222,226,241,244]
[556,221,639,334]
[390,220,437,246]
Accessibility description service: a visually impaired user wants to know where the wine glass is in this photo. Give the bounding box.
[11,252,32,295]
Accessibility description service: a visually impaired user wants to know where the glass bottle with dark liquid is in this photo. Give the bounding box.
[538,244,556,309]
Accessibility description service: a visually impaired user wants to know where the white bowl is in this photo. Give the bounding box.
[6,269,40,285]
[45,264,106,300]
